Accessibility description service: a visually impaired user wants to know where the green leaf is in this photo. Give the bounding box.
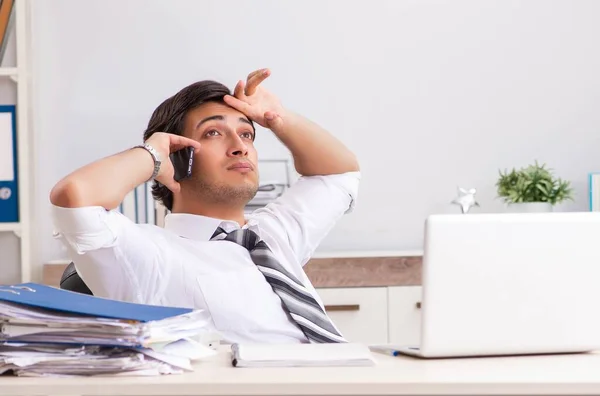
[495,161,573,204]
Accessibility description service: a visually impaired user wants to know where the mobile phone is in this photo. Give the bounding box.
[170,146,194,181]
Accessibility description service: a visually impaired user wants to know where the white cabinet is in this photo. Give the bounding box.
[316,287,388,345]
[317,285,422,345]
[387,286,422,346]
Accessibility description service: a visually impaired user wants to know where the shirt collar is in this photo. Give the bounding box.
[164,213,260,241]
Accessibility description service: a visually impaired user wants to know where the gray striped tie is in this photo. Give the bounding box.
[210,226,347,343]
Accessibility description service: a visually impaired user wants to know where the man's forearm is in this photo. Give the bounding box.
[272,111,359,176]
[50,148,154,209]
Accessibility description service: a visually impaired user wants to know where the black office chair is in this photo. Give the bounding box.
[59,262,93,295]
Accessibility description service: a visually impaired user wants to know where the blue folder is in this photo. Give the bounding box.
[0,283,192,323]
[0,105,18,222]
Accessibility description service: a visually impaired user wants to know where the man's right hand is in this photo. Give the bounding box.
[143,132,202,193]
[50,131,201,210]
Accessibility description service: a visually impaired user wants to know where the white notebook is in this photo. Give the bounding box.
[230,343,376,368]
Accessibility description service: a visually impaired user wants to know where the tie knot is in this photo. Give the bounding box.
[210,226,260,251]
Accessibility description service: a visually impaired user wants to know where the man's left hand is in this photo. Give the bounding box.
[223,68,287,131]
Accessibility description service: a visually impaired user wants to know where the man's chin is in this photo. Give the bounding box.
[224,176,258,189]
[188,176,258,203]
[224,181,259,198]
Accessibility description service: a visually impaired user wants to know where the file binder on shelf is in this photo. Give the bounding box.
[118,182,163,226]
[589,172,600,211]
[0,0,15,64]
[0,105,18,222]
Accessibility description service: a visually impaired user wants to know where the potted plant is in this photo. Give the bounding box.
[496,161,573,212]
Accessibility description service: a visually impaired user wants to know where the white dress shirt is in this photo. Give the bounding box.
[51,171,360,344]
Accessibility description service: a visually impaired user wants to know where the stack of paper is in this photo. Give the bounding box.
[231,343,376,368]
[0,283,218,376]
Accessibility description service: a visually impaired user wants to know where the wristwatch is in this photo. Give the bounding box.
[133,143,161,181]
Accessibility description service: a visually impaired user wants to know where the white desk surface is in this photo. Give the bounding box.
[2,347,600,395]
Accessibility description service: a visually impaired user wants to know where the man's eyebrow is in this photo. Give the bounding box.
[238,117,255,131]
[196,115,254,131]
[196,115,224,129]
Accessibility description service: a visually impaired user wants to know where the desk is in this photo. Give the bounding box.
[2,348,600,395]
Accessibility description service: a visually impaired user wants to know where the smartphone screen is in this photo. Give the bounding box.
[170,146,194,181]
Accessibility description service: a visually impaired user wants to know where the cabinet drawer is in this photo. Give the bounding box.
[388,286,422,347]
[316,287,388,345]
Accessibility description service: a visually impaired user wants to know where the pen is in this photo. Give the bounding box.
[369,345,400,357]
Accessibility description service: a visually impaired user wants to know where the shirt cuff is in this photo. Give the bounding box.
[51,205,119,254]
[303,170,361,214]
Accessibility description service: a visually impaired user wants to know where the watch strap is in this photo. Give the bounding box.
[134,143,161,181]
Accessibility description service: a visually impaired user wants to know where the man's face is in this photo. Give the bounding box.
[181,101,259,205]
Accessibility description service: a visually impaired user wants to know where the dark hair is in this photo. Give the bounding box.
[143,80,232,211]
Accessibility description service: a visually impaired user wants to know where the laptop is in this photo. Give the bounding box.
[393,212,600,358]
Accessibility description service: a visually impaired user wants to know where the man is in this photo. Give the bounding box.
[50,68,360,344]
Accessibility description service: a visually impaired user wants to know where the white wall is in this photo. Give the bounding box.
[24,0,600,279]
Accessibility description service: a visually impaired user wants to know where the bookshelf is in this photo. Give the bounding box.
[0,0,32,282]
[0,222,20,233]
[0,66,16,79]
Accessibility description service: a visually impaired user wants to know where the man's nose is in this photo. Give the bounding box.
[227,135,249,157]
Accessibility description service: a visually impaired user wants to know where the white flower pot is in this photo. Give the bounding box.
[506,202,553,213]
